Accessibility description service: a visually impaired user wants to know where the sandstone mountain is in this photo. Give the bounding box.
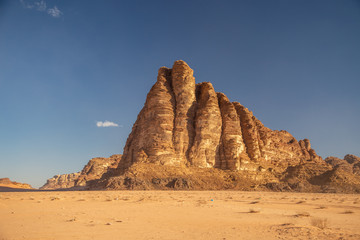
[90,60,360,193]
[0,178,33,190]
[119,61,322,171]
[40,154,121,190]
[42,60,360,193]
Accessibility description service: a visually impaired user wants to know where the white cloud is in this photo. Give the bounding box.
[35,0,46,11]
[20,0,34,9]
[96,121,120,128]
[47,6,62,18]
[20,0,63,18]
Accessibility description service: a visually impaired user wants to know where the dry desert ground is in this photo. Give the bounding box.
[1,191,360,240]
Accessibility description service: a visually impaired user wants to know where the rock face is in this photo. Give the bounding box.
[0,178,33,189]
[325,154,360,176]
[120,68,176,169]
[171,61,196,164]
[41,154,122,190]
[40,172,80,190]
[76,154,122,186]
[217,93,247,170]
[115,60,322,173]
[189,82,222,168]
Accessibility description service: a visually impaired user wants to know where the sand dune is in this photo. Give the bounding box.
[0,191,359,240]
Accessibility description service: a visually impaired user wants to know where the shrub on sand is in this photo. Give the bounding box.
[311,217,328,229]
[295,212,310,217]
[249,208,260,213]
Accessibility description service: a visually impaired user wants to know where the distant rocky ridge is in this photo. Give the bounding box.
[40,154,122,190]
[325,154,360,176]
[0,178,33,189]
[40,172,81,190]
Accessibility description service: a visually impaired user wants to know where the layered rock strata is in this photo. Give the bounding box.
[41,154,122,189]
[115,60,321,173]
[120,68,176,168]
[76,154,122,186]
[40,172,80,190]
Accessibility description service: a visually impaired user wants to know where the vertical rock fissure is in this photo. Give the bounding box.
[186,101,197,162]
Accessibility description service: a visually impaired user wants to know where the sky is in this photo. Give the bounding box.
[0,0,359,188]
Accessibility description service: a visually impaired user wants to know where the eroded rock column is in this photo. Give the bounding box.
[171,60,196,164]
[189,82,222,168]
[233,102,263,161]
[120,67,176,168]
[217,93,247,170]
[299,139,322,162]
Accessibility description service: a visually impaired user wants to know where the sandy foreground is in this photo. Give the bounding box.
[0,191,359,240]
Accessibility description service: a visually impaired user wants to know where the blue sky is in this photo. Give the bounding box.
[0,0,359,188]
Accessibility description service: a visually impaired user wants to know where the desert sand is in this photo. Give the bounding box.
[0,191,359,240]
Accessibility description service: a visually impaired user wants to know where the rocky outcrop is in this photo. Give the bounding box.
[265,154,360,193]
[41,154,122,189]
[344,154,360,164]
[114,60,322,173]
[40,172,80,190]
[325,155,360,176]
[0,178,33,189]
[96,162,277,191]
[76,154,122,186]
[233,103,322,170]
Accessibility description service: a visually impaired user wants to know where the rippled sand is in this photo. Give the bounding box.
[0,191,359,239]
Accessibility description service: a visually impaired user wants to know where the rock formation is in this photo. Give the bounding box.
[76,154,122,186]
[115,60,322,173]
[43,60,360,193]
[40,172,81,190]
[93,60,360,193]
[325,154,360,176]
[41,154,122,190]
[0,178,33,190]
